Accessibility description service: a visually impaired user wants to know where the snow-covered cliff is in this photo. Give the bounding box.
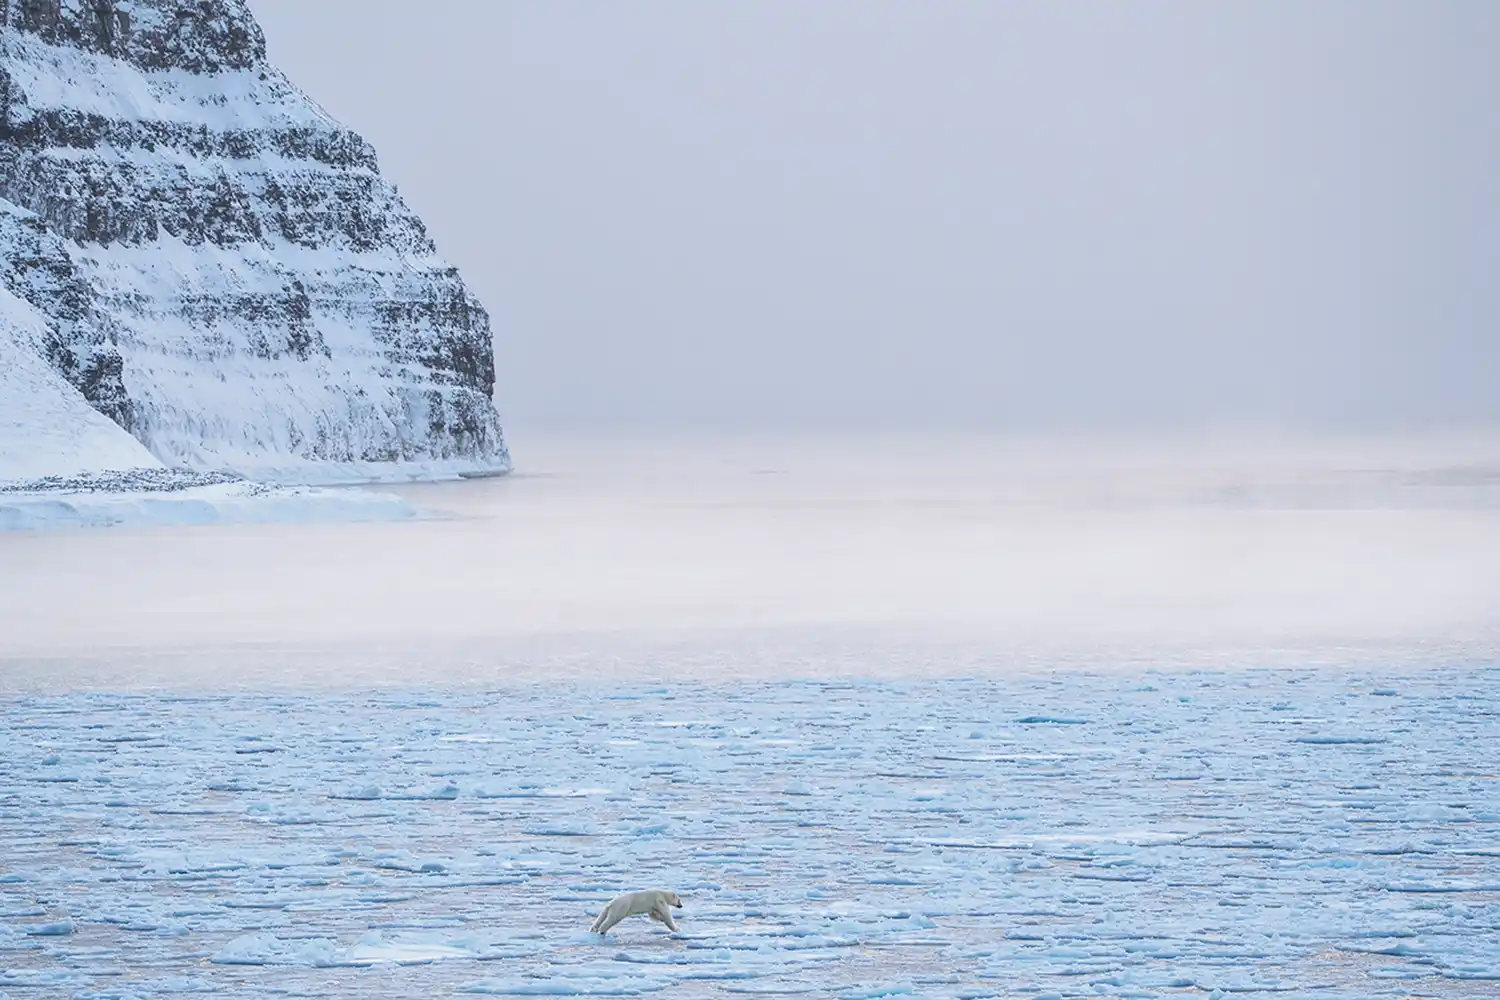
[0,0,509,483]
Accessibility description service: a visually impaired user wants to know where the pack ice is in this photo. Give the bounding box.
[2,668,1497,997]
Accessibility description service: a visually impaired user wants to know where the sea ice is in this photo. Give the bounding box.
[21,919,72,936]
[1,668,1496,996]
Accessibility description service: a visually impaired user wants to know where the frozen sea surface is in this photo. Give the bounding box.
[4,434,1500,997]
[3,668,1499,999]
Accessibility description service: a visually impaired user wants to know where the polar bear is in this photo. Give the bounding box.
[590,889,683,935]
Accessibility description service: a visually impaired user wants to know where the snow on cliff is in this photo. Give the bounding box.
[0,0,510,486]
[0,275,417,531]
[0,278,161,480]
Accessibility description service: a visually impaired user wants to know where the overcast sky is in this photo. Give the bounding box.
[246,1,1498,432]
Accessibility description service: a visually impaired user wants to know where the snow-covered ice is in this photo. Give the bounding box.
[0,476,415,532]
[2,669,1497,998]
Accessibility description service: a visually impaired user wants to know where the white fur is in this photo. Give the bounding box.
[590,889,683,935]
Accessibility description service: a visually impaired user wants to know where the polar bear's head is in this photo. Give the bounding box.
[665,892,683,908]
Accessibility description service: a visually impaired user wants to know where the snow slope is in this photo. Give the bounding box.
[0,0,510,482]
[0,281,161,480]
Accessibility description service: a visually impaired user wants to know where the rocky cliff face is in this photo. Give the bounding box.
[0,0,509,481]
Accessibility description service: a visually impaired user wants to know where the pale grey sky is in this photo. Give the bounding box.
[247,1,1499,432]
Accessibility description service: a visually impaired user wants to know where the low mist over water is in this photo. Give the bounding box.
[4,431,1498,690]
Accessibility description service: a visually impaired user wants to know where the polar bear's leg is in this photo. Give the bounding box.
[650,903,680,932]
[593,902,625,934]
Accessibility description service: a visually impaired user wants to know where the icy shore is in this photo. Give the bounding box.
[0,473,414,531]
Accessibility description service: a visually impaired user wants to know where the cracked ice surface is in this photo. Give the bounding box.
[2,668,1498,998]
